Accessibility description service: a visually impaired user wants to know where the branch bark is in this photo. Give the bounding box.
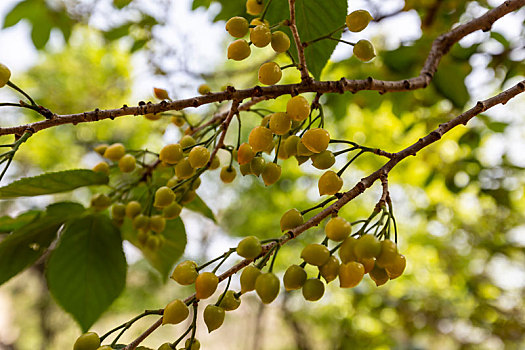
[1,0,521,137]
[122,78,525,350]
[288,0,311,83]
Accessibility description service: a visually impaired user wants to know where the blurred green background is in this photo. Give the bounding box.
[0,0,524,349]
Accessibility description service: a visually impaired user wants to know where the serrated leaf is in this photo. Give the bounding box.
[122,218,186,280]
[0,169,109,198]
[0,202,85,285]
[46,214,126,331]
[185,195,216,222]
[0,210,41,233]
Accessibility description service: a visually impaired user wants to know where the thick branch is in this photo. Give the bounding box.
[2,1,519,138]
[123,79,524,350]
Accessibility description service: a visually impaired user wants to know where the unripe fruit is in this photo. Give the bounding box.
[355,234,381,260]
[255,272,280,304]
[228,39,251,61]
[250,25,271,48]
[258,62,282,85]
[93,161,110,175]
[118,154,136,172]
[0,63,11,88]
[150,215,166,233]
[325,217,352,242]
[339,261,365,288]
[111,203,126,219]
[318,171,343,196]
[198,84,211,95]
[125,201,142,218]
[209,155,221,170]
[250,18,269,27]
[94,144,108,155]
[283,135,300,157]
[237,143,255,165]
[249,126,273,153]
[311,150,335,170]
[73,332,100,350]
[195,272,219,299]
[250,156,266,176]
[277,141,289,159]
[346,10,373,32]
[137,229,148,245]
[301,244,330,266]
[171,115,185,127]
[188,146,210,168]
[375,239,398,268]
[353,39,376,62]
[385,254,406,279]
[360,257,375,274]
[162,299,189,325]
[204,305,225,332]
[185,338,201,350]
[280,208,304,232]
[240,163,253,176]
[240,265,261,293]
[226,16,249,38]
[302,278,325,301]
[283,264,307,291]
[171,260,199,285]
[296,140,314,157]
[144,113,161,121]
[91,194,111,210]
[146,235,161,251]
[271,31,290,53]
[302,128,330,153]
[160,144,183,165]
[97,346,112,350]
[295,155,310,165]
[154,87,169,100]
[158,343,172,350]
[220,166,237,183]
[339,236,358,263]
[163,202,182,219]
[175,158,195,179]
[179,135,196,149]
[237,236,262,259]
[262,162,281,186]
[246,0,264,15]
[369,265,389,286]
[132,214,150,230]
[154,186,175,208]
[103,143,125,161]
[319,255,340,283]
[219,290,241,311]
[269,112,291,135]
[286,96,310,122]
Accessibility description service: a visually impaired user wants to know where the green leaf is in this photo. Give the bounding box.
[433,60,471,108]
[382,45,423,74]
[30,17,52,49]
[0,202,85,285]
[2,0,35,28]
[122,218,186,280]
[0,169,109,198]
[185,195,216,222]
[265,0,348,79]
[104,23,132,41]
[46,214,126,331]
[0,210,41,233]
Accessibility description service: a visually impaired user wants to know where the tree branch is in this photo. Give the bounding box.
[288,0,311,83]
[0,0,521,138]
[122,78,524,350]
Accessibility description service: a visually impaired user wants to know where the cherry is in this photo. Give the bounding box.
[159,144,183,165]
[154,186,175,208]
[171,260,199,285]
[188,145,210,168]
[236,236,262,259]
[269,112,291,135]
[319,255,340,283]
[219,290,241,311]
[286,96,310,122]
[280,208,304,232]
[311,150,335,170]
[283,264,307,291]
[195,272,219,299]
[228,39,251,61]
[339,261,365,288]
[240,265,261,293]
[346,10,373,32]
[246,0,264,16]
[325,216,352,242]
[226,16,249,38]
[255,272,280,304]
[118,154,136,173]
[250,25,271,48]
[220,166,237,183]
[248,126,273,153]
[0,63,11,88]
[103,143,125,161]
[93,162,110,175]
[302,278,325,301]
[203,305,225,333]
[162,299,189,325]
[261,162,281,186]
[237,142,255,165]
[125,201,142,218]
[301,243,330,266]
[258,62,282,85]
[318,171,343,196]
[353,40,376,62]
[73,332,100,350]
[271,31,291,53]
[301,128,330,153]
